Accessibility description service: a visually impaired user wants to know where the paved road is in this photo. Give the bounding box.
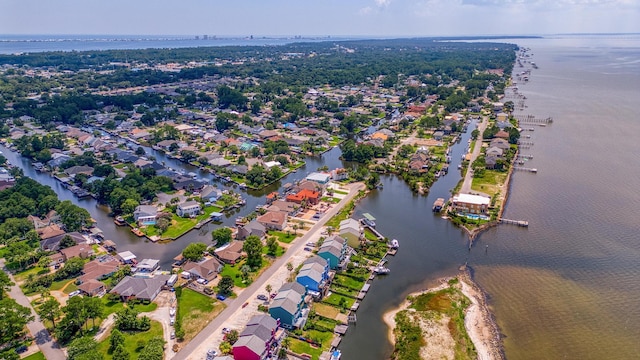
[460,117,488,195]
[174,182,366,360]
[1,260,66,360]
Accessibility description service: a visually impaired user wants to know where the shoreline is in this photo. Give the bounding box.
[383,266,504,360]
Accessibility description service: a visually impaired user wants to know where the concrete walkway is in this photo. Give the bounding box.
[460,117,489,195]
[1,260,66,360]
[173,182,366,360]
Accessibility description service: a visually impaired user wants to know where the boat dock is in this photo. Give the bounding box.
[515,114,553,124]
[513,167,537,173]
[499,218,529,227]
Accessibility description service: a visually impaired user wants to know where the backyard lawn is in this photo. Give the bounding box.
[23,352,46,360]
[471,170,507,198]
[268,230,298,244]
[96,320,163,359]
[313,303,341,319]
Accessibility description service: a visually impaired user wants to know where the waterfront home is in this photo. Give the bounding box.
[256,211,288,231]
[331,168,349,181]
[306,172,331,185]
[59,244,94,261]
[494,130,510,140]
[293,179,325,194]
[182,257,223,282]
[296,256,330,295]
[64,165,94,177]
[39,231,85,251]
[78,256,120,284]
[134,205,158,225]
[485,146,504,158]
[236,220,266,240]
[490,138,510,150]
[265,200,299,216]
[339,218,362,248]
[451,193,490,215]
[286,188,320,206]
[485,155,498,170]
[318,236,348,269]
[117,251,137,264]
[433,131,445,141]
[177,201,201,217]
[109,274,170,302]
[269,282,309,330]
[232,314,280,360]
[200,185,223,203]
[214,240,245,264]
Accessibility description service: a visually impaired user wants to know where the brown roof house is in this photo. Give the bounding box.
[182,257,223,282]
[256,211,288,231]
[60,244,94,261]
[78,279,106,297]
[110,274,170,302]
[214,241,245,265]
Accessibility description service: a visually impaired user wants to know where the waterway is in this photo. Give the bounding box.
[0,142,345,268]
[339,34,640,360]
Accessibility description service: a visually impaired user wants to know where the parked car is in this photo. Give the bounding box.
[170,318,175,326]
[270,292,278,299]
[304,247,312,251]
[216,294,226,301]
[306,242,315,247]
[257,294,268,301]
[242,302,249,308]
[68,290,81,297]
[169,308,176,317]
[206,349,218,359]
[170,331,175,339]
[222,327,231,334]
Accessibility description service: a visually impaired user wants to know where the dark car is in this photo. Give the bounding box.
[216,294,226,301]
[257,294,268,301]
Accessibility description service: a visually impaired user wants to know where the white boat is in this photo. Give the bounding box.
[330,350,342,360]
[391,239,399,249]
[374,266,390,275]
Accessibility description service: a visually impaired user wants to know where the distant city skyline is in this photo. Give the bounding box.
[1,0,639,37]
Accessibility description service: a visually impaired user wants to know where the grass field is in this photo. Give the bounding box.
[268,230,298,244]
[313,303,340,319]
[23,352,46,360]
[177,288,225,342]
[471,170,508,198]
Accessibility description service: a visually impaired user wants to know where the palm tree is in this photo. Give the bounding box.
[265,284,272,298]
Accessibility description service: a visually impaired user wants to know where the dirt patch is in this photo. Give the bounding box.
[181,304,225,343]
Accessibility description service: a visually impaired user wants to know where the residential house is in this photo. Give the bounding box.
[177,201,201,218]
[268,282,309,330]
[451,193,490,215]
[485,146,504,158]
[494,130,510,140]
[214,241,245,264]
[182,257,223,282]
[77,279,106,297]
[490,138,510,150]
[293,180,325,194]
[117,251,137,264]
[433,131,445,141]
[318,235,348,269]
[39,231,85,252]
[256,211,288,231]
[64,165,94,177]
[134,205,158,225]
[305,172,331,185]
[59,244,94,261]
[109,275,170,302]
[47,153,72,168]
[232,315,280,360]
[339,218,362,248]
[485,155,498,170]
[265,200,299,216]
[296,256,330,295]
[330,168,349,181]
[236,220,266,240]
[200,185,223,203]
[286,189,320,206]
[79,256,120,284]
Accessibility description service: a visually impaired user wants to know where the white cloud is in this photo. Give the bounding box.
[375,0,392,6]
[359,6,373,15]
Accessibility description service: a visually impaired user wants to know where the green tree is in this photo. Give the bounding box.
[110,329,125,353]
[121,198,139,217]
[55,200,91,232]
[218,275,234,295]
[226,329,239,345]
[267,237,278,256]
[182,242,207,262]
[265,284,272,297]
[212,227,232,246]
[59,234,76,249]
[112,344,130,360]
[115,307,150,332]
[137,336,165,360]
[0,271,14,299]
[0,298,34,344]
[37,297,61,329]
[155,217,170,233]
[135,146,146,156]
[242,235,263,268]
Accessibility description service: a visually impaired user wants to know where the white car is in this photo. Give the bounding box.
[68,290,81,297]
[169,308,176,317]
[206,349,218,359]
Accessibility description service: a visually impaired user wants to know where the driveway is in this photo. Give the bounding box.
[1,260,66,360]
[173,182,366,360]
[460,117,489,195]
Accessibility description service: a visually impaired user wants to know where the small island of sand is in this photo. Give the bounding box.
[384,267,504,360]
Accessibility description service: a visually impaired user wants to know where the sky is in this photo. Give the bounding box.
[1,0,639,37]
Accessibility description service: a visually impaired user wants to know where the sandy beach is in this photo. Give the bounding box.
[383,268,504,360]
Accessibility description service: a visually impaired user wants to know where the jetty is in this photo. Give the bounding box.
[513,167,537,173]
[499,218,529,227]
[515,114,553,124]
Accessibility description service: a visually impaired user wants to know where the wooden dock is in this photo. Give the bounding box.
[517,154,534,159]
[513,167,537,173]
[515,114,553,124]
[499,218,529,227]
[517,140,534,146]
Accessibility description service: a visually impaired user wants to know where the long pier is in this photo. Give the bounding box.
[513,167,537,173]
[499,218,529,227]
[517,140,534,146]
[516,154,534,159]
[515,114,553,124]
